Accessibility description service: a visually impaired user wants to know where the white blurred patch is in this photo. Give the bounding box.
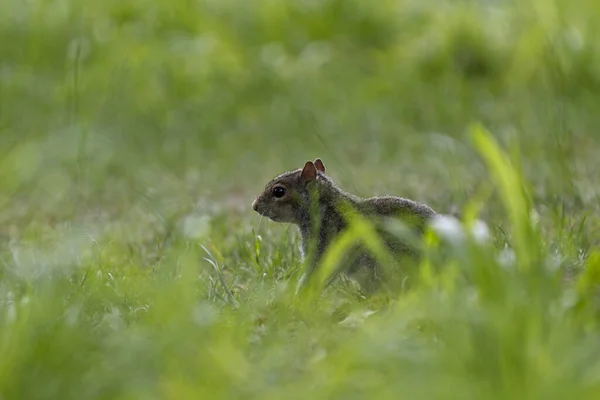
[429,214,465,243]
[546,250,564,272]
[9,226,98,280]
[181,214,212,240]
[193,303,219,327]
[471,219,491,243]
[496,246,516,269]
[429,214,490,245]
[102,307,124,331]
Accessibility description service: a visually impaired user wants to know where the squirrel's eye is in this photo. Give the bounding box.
[272,187,286,198]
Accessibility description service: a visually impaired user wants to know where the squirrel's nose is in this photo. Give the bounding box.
[252,199,258,211]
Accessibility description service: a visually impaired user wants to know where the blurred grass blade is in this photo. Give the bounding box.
[470,123,541,273]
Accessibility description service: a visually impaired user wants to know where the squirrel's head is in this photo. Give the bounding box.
[252,158,328,224]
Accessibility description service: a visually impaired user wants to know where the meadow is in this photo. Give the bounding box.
[1,0,600,398]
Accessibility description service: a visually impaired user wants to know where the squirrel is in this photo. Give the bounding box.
[251,158,438,294]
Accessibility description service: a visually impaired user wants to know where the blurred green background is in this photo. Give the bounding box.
[1,0,600,399]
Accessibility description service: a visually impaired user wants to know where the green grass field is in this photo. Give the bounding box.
[1,0,600,398]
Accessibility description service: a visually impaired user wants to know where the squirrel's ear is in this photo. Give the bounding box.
[300,161,317,183]
[314,158,325,173]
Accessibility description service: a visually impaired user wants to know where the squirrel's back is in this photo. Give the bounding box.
[357,196,437,230]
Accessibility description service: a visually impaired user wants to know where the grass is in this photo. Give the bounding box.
[1,0,600,398]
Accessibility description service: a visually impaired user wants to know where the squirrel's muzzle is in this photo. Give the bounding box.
[252,199,258,212]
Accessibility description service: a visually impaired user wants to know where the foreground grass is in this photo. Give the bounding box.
[1,0,600,399]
